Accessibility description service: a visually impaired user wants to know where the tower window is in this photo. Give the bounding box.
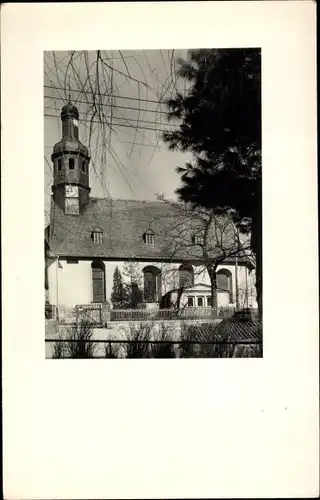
[92,228,103,244]
[69,158,75,170]
[143,229,155,246]
[81,161,87,173]
[57,159,62,171]
[65,198,79,214]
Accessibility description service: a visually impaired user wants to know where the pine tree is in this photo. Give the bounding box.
[111,266,127,309]
[123,260,144,309]
[163,48,262,318]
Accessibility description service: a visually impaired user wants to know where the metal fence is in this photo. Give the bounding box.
[46,337,262,359]
[110,306,244,322]
[46,302,259,327]
[109,307,219,322]
[46,314,262,359]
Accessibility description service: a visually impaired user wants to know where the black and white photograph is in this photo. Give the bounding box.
[3,3,318,499]
[44,49,262,359]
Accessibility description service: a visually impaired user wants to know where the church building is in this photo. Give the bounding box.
[45,101,257,318]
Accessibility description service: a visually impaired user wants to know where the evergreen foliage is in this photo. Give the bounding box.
[123,260,144,309]
[110,266,128,309]
[163,48,262,317]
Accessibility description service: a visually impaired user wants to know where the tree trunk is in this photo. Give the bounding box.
[251,178,262,321]
[209,269,218,315]
[176,287,184,310]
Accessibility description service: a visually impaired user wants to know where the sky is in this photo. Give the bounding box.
[44,50,193,226]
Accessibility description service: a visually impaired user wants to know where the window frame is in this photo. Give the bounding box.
[217,268,233,302]
[197,296,204,307]
[143,265,161,302]
[143,230,155,246]
[187,296,195,307]
[179,264,194,289]
[193,234,204,245]
[145,233,155,245]
[92,229,103,244]
[91,260,106,303]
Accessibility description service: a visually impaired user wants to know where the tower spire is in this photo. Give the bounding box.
[51,102,91,214]
[68,78,72,102]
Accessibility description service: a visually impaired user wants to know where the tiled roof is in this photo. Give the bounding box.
[46,197,252,264]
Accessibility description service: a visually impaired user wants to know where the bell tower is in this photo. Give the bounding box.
[51,100,91,214]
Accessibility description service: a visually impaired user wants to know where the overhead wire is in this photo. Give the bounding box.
[44,112,175,133]
[44,50,183,240]
[44,84,171,104]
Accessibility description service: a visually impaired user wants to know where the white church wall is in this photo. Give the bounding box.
[48,259,92,308]
[47,261,57,306]
[48,256,257,311]
[236,265,249,308]
[246,268,257,307]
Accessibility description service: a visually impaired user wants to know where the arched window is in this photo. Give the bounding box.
[217,269,233,301]
[57,159,62,171]
[91,227,103,244]
[143,229,155,246]
[91,260,106,303]
[143,266,161,302]
[179,264,194,288]
[81,160,87,173]
[69,158,75,170]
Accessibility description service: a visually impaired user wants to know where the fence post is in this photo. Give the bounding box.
[101,302,110,325]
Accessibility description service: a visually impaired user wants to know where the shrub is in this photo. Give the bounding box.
[180,322,237,358]
[104,341,121,359]
[64,319,97,358]
[199,338,236,358]
[149,323,176,358]
[52,333,67,358]
[124,323,152,358]
[179,323,199,358]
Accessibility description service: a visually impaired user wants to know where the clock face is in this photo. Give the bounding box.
[66,185,78,198]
